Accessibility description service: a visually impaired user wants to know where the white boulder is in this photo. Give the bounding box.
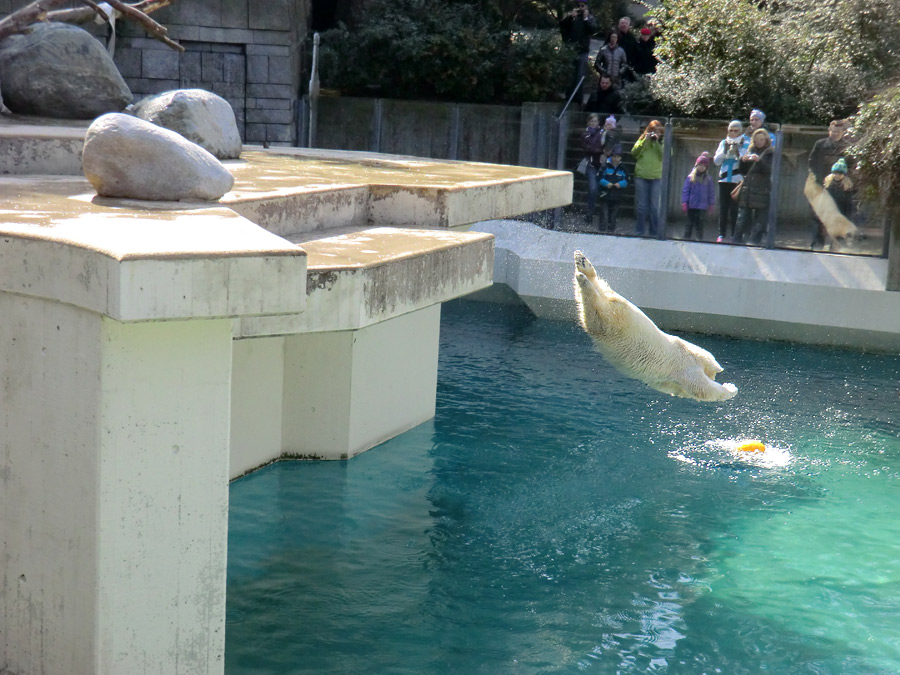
[131,89,243,159]
[82,113,234,202]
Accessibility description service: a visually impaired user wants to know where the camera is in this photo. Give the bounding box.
[725,139,741,159]
[648,132,659,141]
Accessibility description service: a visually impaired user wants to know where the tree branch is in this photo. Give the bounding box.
[0,0,182,51]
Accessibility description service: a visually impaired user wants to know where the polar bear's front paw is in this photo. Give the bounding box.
[574,250,596,278]
[720,383,738,400]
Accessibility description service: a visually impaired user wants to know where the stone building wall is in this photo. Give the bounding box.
[0,0,311,145]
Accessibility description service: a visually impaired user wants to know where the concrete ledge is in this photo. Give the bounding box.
[473,220,900,352]
[0,177,307,321]
[235,226,494,337]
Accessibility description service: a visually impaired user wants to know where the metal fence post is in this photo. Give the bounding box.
[658,120,674,239]
[449,105,461,161]
[296,96,309,148]
[765,129,784,249]
[552,110,570,230]
[372,98,383,153]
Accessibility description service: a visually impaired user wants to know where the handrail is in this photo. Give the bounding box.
[556,76,585,120]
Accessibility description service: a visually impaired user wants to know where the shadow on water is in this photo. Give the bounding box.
[226,299,900,674]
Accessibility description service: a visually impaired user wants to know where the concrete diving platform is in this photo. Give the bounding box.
[0,129,570,675]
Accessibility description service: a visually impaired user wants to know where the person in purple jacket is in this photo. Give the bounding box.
[680,153,716,240]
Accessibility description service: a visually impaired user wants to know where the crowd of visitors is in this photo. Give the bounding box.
[578,110,857,248]
[558,2,658,112]
[564,6,858,249]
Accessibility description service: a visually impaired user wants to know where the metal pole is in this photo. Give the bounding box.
[372,99,383,152]
[552,111,570,230]
[658,120,674,239]
[765,129,784,249]
[449,105,461,160]
[308,32,320,148]
[557,76,585,121]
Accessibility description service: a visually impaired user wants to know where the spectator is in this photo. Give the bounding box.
[681,154,716,240]
[598,144,629,233]
[745,109,776,147]
[807,119,852,248]
[615,16,638,65]
[587,75,623,114]
[824,157,854,220]
[602,114,621,148]
[732,128,775,245]
[632,26,658,75]
[631,119,666,237]
[595,31,628,86]
[559,0,597,102]
[582,113,609,224]
[713,120,748,241]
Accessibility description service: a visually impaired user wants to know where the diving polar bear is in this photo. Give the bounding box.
[573,250,738,402]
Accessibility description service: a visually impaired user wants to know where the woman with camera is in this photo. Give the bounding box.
[630,119,665,236]
[712,120,749,242]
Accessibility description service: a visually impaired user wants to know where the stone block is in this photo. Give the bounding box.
[180,51,202,83]
[246,44,290,56]
[267,55,293,85]
[246,108,292,124]
[247,55,268,84]
[202,52,225,81]
[223,54,245,84]
[249,0,290,30]
[266,123,292,143]
[250,29,291,47]
[222,0,249,29]
[114,47,142,78]
[194,26,254,44]
[210,43,245,54]
[248,83,293,99]
[142,49,180,79]
[245,123,266,142]
[146,79,181,95]
[251,97,292,110]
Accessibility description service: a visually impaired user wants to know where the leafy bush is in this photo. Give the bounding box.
[648,0,900,123]
[318,0,572,104]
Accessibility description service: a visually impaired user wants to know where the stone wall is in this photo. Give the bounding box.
[114,0,310,145]
[1,1,311,144]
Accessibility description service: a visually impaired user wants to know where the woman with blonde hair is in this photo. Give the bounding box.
[732,128,775,245]
[630,119,665,236]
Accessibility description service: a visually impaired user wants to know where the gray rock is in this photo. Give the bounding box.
[131,89,243,159]
[0,22,132,119]
[82,113,234,201]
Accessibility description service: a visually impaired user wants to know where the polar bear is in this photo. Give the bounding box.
[573,250,737,402]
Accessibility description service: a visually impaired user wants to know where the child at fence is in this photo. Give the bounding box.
[824,158,854,219]
[597,144,628,232]
[680,154,715,240]
[582,114,610,224]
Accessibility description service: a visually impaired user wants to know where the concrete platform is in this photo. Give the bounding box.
[0,117,571,675]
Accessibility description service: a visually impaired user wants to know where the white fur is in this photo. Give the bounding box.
[803,172,858,240]
[573,250,738,402]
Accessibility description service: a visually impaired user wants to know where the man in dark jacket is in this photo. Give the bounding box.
[586,75,623,114]
[559,0,597,102]
[808,119,851,248]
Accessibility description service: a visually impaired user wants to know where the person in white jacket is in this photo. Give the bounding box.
[712,120,748,242]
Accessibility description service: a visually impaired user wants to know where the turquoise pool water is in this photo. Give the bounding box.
[226,301,900,674]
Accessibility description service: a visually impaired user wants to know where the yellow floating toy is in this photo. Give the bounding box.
[736,440,766,453]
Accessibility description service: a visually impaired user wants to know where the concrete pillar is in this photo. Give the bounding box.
[0,293,232,675]
[230,335,285,477]
[281,305,441,460]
